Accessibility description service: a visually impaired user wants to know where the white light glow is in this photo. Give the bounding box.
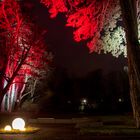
[118,98,122,102]
[20,127,26,131]
[4,125,12,131]
[83,99,87,103]
[12,118,25,130]
[82,99,87,104]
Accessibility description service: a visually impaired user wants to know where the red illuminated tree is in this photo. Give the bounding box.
[0,0,50,111]
[40,0,140,128]
[40,0,114,52]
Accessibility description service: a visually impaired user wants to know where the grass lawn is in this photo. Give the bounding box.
[80,125,140,136]
[76,115,140,136]
[1,112,140,138]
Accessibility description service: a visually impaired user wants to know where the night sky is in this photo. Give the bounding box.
[24,0,127,77]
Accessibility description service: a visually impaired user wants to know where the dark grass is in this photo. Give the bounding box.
[1,112,140,139]
[79,125,140,136]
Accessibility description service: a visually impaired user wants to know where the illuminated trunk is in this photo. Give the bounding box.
[0,58,25,111]
[0,43,31,111]
[0,80,16,111]
[1,77,26,112]
[0,90,6,110]
[0,60,8,111]
[0,68,27,112]
[120,0,140,128]
[0,78,25,112]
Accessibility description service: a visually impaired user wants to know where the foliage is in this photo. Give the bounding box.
[0,0,49,78]
[40,0,140,57]
[0,0,50,111]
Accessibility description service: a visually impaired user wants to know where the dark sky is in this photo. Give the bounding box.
[24,0,127,77]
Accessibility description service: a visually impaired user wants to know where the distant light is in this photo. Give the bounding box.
[12,118,25,130]
[4,125,12,131]
[81,98,87,104]
[83,99,87,103]
[67,100,71,104]
[118,98,122,102]
[124,66,128,72]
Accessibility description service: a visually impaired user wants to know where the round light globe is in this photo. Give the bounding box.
[12,118,25,130]
[4,125,12,131]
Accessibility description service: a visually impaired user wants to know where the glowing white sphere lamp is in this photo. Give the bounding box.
[4,125,12,131]
[12,118,25,130]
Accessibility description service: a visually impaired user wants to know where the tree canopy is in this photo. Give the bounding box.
[40,0,140,57]
[0,0,51,111]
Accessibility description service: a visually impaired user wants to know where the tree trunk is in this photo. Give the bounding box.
[0,92,5,110]
[119,0,140,128]
[0,59,25,110]
[0,44,30,111]
[0,56,8,111]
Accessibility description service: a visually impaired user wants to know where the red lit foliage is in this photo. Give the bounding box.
[40,0,115,52]
[0,0,49,111]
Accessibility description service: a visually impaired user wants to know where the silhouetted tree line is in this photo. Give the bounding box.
[21,66,131,114]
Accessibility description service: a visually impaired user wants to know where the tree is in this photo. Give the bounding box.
[40,0,140,127]
[0,0,50,111]
[119,0,140,128]
[40,0,125,55]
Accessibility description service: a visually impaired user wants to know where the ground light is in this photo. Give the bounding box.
[4,125,12,131]
[0,118,39,134]
[12,118,25,130]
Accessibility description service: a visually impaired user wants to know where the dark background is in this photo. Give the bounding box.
[21,0,131,114]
